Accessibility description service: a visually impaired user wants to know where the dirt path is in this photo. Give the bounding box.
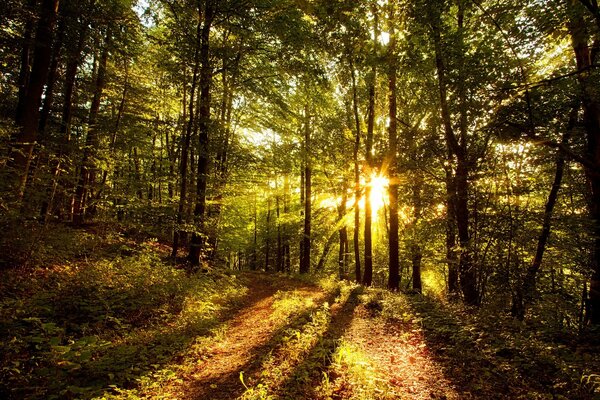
[339,304,460,399]
[163,276,474,399]
[177,274,326,399]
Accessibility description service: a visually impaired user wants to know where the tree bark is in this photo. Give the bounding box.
[387,2,400,291]
[363,3,378,287]
[512,105,576,319]
[189,0,215,265]
[300,104,312,274]
[11,0,60,198]
[567,0,600,323]
[72,28,110,225]
[15,0,38,126]
[38,16,65,136]
[350,57,362,283]
[338,178,349,279]
[431,8,478,305]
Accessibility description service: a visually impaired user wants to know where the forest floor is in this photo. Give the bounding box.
[1,224,599,399]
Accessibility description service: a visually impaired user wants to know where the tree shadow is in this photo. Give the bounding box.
[273,287,361,399]
[402,294,594,400]
[3,273,277,399]
[182,285,346,399]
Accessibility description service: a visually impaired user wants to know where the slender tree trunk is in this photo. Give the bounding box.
[252,194,258,270]
[432,10,478,305]
[265,197,271,271]
[38,17,65,136]
[387,3,400,290]
[512,110,574,318]
[15,0,38,126]
[172,26,200,258]
[300,105,311,274]
[41,21,86,221]
[445,161,459,294]
[338,179,349,279]
[363,3,378,287]
[317,231,336,271]
[350,57,362,283]
[11,0,60,198]
[283,174,291,272]
[189,1,215,265]
[72,29,110,225]
[277,190,283,272]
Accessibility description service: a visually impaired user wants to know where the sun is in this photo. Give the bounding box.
[368,173,389,218]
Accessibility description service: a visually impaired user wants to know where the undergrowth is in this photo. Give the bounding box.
[0,237,246,399]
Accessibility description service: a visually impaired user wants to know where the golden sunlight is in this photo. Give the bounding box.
[368,174,389,219]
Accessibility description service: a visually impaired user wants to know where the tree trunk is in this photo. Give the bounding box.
[265,196,271,271]
[283,174,291,272]
[15,0,38,126]
[512,109,574,319]
[38,17,65,136]
[41,21,86,221]
[189,0,215,265]
[445,160,459,294]
[363,3,378,287]
[172,64,194,257]
[300,104,311,274]
[432,10,478,305]
[72,29,110,225]
[350,57,362,283]
[387,3,400,291]
[567,0,600,323]
[338,179,349,279]
[11,0,60,198]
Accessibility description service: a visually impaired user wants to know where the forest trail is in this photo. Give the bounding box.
[167,273,462,400]
[176,274,327,399]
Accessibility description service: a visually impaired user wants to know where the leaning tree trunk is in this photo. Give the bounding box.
[512,106,575,320]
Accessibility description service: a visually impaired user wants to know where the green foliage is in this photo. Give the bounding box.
[0,234,246,399]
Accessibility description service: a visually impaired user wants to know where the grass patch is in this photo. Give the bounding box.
[0,240,247,399]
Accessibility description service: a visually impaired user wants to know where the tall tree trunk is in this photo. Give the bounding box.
[11,0,60,198]
[189,1,215,265]
[512,106,575,319]
[387,3,400,291]
[567,0,600,323]
[338,178,349,279]
[431,9,478,305]
[41,21,86,221]
[277,190,283,272]
[363,3,378,287]
[172,23,201,258]
[38,17,65,136]
[350,57,362,283]
[300,104,311,274]
[15,0,38,126]
[72,29,110,225]
[445,160,459,294]
[265,196,271,271]
[411,172,424,293]
[283,174,291,272]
